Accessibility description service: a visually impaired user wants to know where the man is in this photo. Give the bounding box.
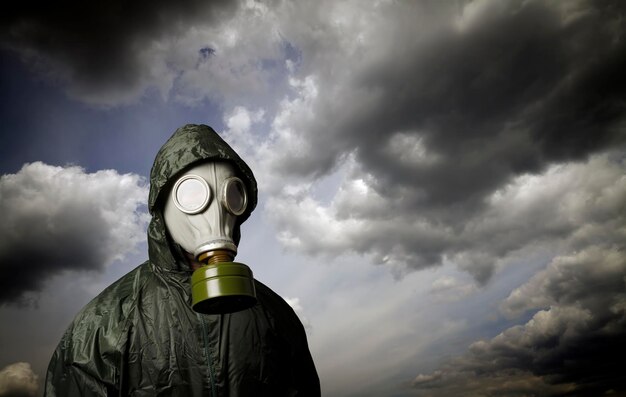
[44,124,320,396]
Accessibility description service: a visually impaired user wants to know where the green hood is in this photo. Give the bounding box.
[147,124,258,271]
[148,124,257,217]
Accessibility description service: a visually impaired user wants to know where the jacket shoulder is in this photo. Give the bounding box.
[253,280,310,341]
[255,280,298,318]
[60,262,152,364]
[75,262,150,326]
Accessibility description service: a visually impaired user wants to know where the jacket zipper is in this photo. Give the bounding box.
[198,314,218,397]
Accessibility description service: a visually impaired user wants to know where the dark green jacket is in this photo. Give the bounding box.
[44,125,320,396]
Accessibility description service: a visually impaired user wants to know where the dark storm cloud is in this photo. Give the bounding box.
[265,0,626,282]
[0,162,148,305]
[283,0,626,206]
[411,245,626,396]
[0,0,237,104]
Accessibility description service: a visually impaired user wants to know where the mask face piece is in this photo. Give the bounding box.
[164,163,248,257]
[164,162,256,314]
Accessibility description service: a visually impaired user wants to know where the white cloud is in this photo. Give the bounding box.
[385,132,441,167]
[454,0,509,33]
[225,106,265,137]
[168,0,288,107]
[430,276,477,303]
[0,162,149,304]
[265,150,626,283]
[0,362,38,397]
[501,245,626,319]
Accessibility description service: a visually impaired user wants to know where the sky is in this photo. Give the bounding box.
[0,0,625,396]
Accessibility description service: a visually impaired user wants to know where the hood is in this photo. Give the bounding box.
[147,124,258,272]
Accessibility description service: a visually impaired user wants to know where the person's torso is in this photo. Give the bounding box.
[124,264,298,397]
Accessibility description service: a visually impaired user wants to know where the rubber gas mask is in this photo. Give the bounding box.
[163,162,256,314]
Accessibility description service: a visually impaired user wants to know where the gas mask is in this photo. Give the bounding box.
[163,161,256,314]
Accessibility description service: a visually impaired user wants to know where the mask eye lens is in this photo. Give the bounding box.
[173,176,210,214]
[223,178,247,216]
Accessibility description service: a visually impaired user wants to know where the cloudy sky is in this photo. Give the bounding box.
[1,0,625,396]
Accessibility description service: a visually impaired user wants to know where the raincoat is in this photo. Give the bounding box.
[44,124,320,396]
